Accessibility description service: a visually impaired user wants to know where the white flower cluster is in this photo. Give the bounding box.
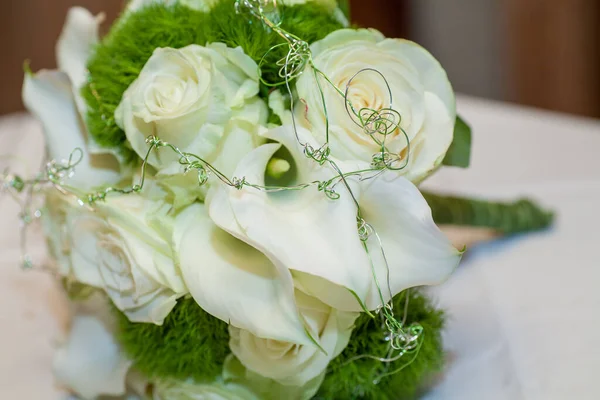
[23,2,459,399]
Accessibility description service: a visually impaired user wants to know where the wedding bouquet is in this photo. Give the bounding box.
[10,0,552,399]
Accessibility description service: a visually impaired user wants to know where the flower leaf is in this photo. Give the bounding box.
[442,115,472,168]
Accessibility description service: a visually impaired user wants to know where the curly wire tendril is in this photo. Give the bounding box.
[4,0,424,380]
[279,40,311,81]
[0,148,85,269]
[303,144,330,165]
[235,0,281,22]
[343,69,411,171]
[46,148,83,185]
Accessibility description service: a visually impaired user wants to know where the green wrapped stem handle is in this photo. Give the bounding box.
[423,192,555,235]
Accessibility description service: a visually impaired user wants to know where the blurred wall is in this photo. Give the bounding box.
[410,0,600,118]
[0,0,124,115]
[504,0,600,117]
[409,0,508,102]
[1,0,599,118]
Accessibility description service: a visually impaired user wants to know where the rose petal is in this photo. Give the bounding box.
[385,39,455,113]
[93,194,186,294]
[174,203,310,344]
[154,377,259,400]
[230,290,357,387]
[381,39,456,182]
[67,210,180,326]
[224,355,326,400]
[67,213,105,287]
[297,29,455,183]
[108,288,179,325]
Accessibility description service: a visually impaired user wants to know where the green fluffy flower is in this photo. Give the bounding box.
[83,2,344,161]
[114,296,230,382]
[316,290,446,400]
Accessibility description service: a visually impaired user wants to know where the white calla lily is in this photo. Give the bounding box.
[209,135,373,310]
[173,203,310,345]
[54,315,132,399]
[23,7,122,191]
[210,125,461,312]
[22,71,121,191]
[56,7,103,115]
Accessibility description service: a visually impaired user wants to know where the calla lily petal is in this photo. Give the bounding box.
[356,171,462,308]
[53,315,132,399]
[295,171,461,310]
[208,127,373,311]
[22,70,121,190]
[56,7,104,116]
[174,203,310,344]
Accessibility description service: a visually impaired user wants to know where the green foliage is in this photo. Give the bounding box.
[442,115,472,168]
[114,296,230,382]
[82,1,343,161]
[205,1,342,84]
[316,291,446,400]
[423,192,555,234]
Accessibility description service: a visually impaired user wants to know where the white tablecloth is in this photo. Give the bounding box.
[0,96,599,399]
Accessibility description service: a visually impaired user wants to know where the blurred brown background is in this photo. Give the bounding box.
[1,0,599,118]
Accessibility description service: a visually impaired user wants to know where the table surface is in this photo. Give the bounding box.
[0,96,599,399]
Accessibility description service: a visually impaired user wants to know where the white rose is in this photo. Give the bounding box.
[115,43,267,176]
[23,7,122,191]
[46,189,187,325]
[288,29,455,183]
[223,355,325,400]
[153,379,259,400]
[229,291,357,388]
